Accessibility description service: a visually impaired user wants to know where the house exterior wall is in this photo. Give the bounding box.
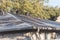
[0,33,31,40]
[0,31,60,40]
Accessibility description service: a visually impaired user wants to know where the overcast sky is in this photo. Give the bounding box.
[44,0,60,7]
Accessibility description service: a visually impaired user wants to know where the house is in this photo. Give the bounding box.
[0,13,60,40]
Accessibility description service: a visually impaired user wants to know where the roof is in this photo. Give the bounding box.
[16,15,60,28]
[0,23,32,32]
[0,13,60,32]
[0,13,33,32]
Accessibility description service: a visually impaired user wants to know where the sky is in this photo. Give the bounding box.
[44,0,60,7]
